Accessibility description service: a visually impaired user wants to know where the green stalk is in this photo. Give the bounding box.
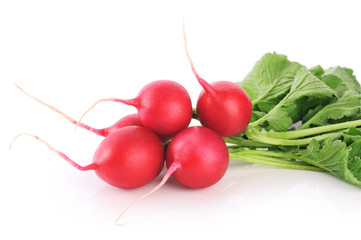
[231,149,315,166]
[245,128,340,146]
[223,136,272,148]
[235,148,333,173]
[240,149,303,160]
[260,119,361,139]
[297,119,315,130]
[230,153,324,172]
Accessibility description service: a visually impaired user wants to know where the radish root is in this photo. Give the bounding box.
[76,98,119,131]
[182,20,214,94]
[115,162,180,225]
[14,83,75,123]
[14,83,106,136]
[10,133,97,171]
[76,98,139,132]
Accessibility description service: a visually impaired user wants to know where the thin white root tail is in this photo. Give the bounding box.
[183,19,201,80]
[76,98,119,131]
[10,133,96,171]
[14,83,76,123]
[115,163,180,226]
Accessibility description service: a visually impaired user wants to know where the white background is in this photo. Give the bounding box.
[1,0,361,239]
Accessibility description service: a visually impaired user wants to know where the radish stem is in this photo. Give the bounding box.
[229,153,324,172]
[260,120,361,139]
[245,128,341,146]
[224,137,273,148]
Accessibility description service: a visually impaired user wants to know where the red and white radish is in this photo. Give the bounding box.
[183,23,252,137]
[11,126,165,189]
[116,126,229,223]
[78,80,193,137]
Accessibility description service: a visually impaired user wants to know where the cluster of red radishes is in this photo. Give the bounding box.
[12,25,252,222]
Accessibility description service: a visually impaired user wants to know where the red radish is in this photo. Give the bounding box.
[165,126,229,188]
[14,84,170,142]
[116,126,229,223]
[183,23,252,137]
[11,126,165,189]
[78,80,193,137]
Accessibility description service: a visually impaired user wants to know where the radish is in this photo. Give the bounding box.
[11,126,165,189]
[78,80,193,137]
[14,84,170,142]
[183,23,252,137]
[165,126,229,188]
[116,126,229,223]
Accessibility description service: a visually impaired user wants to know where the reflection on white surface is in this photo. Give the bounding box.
[4,136,361,239]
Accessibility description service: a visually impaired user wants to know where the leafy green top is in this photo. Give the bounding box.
[227,52,361,189]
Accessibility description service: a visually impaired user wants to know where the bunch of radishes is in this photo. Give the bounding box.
[12,24,252,223]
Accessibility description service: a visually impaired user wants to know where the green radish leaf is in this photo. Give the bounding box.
[341,128,361,145]
[300,140,348,178]
[298,139,361,188]
[323,67,361,95]
[299,67,361,128]
[347,156,361,185]
[349,140,361,159]
[299,91,361,129]
[321,74,343,95]
[238,52,302,112]
[302,105,325,123]
[309,65,324,77]
[258,67,336,131]
[250,110,266,122]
